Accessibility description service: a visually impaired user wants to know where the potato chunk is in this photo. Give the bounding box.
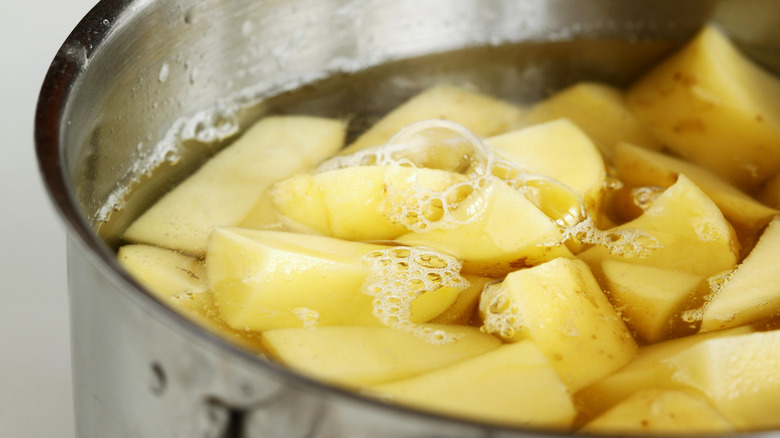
[117,244,262,349]
[613,141,777,237]
[267,166,466,241]
[580,175,739,339]
[487,119,608,220]
[701,217,780,332]
[580,175,739,277]
[519,82,662,157]
[599,261,705,343]
[206,229,462,331]
[665,330,780,429]
[480,258,637,391]
[396,177,572,277]
[342,84,524,154]
[627,25,780,191]
[123,116,346,255]
[369,341,576,429]
[262,325,501,387]
[580,389,734,434]
[574,326,754,423]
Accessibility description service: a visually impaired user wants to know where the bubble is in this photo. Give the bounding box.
[511,175,586,227]
[384,119,491,177]
[632,186,665,211]
[708,270,734,295]
[560,217,662,257]
[362,246,468,344]
[479,283,523,339]
[158,62,170,83]
[693,219,722,242]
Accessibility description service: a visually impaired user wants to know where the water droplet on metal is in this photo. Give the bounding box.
[158,62,170,83]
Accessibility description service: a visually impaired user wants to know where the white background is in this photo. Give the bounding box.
[1,1,98,437]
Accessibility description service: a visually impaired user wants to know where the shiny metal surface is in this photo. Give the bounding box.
[36,0,780,436]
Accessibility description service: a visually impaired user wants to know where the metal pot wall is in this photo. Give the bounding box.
[35,0,780,436]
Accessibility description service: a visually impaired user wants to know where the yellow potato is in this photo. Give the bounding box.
[396,177,572,277]
[701,217,780,332]
[267,165,467,241]
[580,175,739,278]
[487,119,607,221]
[368,341,576,429]
[613,141,777,238]
[519,82,662,157]
[342,84,524,154]
[599,260,705,343]
[207,228,463,331]
[123,116,346,255]
[574,325,754,424]
[428,276,492,325]
[479,257,637,391]
[117,244,263,350]
[261,325,501,387]
[627,25,780,191]
[665,330,780,429]
[580,389,734,434]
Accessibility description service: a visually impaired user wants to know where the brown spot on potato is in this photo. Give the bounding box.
[177,267,200,280]
[509,258,530,269]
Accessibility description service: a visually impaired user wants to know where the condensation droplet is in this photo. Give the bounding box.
[190,67,199,84]
[158,62,170,83]
[241,20,253,36]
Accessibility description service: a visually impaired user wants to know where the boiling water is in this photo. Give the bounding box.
[98,38,677,248]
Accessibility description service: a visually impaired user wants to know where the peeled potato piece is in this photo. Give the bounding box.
[368,341,576,429]
[123,116,346,255]
[613,141,777,237]
[580,389,734,434]
[665,330,780,429]
[599,261,705,343]
[627,25,780,191]
[262,325,501,387]
[396,177,572,278]
[342,84,524,154]
[574,325,754,424]
[487,119,608,221]
[519,82,663,158]
[267,165,466,241]
[480,257,637,392]
[117,244,262,349]
[580,175,739,278]
[700,217,780,332]
[207,228,462,331]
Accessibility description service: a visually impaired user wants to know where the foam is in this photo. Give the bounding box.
[292,307,320,329]
[560,217,662,258]
[632,186,665,211]
[479,282,523,339]
[322,119,662,258]
[362,246,469,344]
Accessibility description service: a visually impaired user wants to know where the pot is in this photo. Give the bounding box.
[35,0,780,436]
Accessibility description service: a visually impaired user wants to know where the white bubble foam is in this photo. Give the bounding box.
[292,307,320,329]
[362,246,468,344]
[479,282,523,339]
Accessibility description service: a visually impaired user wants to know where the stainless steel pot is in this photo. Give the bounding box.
[35,1,780,436]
